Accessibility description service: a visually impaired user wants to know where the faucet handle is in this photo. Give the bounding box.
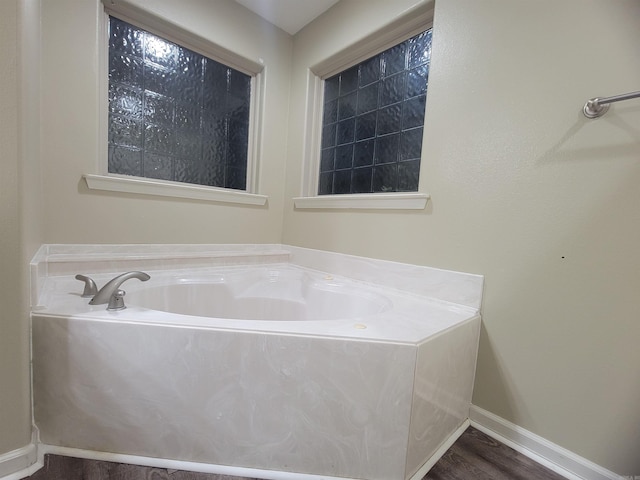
[75,274,98,298]
[107,289,126,311]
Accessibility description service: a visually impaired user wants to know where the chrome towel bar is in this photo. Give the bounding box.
[583,90,640,118]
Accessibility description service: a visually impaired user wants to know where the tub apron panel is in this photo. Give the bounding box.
[32,315,417,480]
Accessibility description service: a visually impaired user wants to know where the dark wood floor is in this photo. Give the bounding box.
[28,427,566,480]
[424,427,565,480]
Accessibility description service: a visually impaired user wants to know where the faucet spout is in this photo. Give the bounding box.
[89,271,150,305]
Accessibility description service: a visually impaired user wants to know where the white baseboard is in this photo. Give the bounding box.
[470,405,624,480]
[38,443,364,480]
[2,412,626,480]
[0,428,42,480]
[409,419,469,480]
[38,421,470,480]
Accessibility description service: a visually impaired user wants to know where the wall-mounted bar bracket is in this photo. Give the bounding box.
[583,90,640,118]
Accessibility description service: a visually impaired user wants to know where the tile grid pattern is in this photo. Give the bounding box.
[319,29,432,195]
[108,17,251,190]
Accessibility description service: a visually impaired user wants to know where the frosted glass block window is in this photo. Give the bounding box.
[319,29,431,195]
[108,17,251,190]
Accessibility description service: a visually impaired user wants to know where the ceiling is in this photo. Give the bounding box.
[233,0,340,35]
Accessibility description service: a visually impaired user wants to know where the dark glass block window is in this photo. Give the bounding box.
[108,17,251,190]
[318,29,431,195]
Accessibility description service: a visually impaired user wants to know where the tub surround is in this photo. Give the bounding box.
[30,244,482,310]
[31,245,483,480]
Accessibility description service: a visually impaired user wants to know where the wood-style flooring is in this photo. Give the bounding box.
[424,427,565,480]
[27,427,567,480]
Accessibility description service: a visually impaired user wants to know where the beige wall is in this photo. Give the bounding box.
[0,0,37,455]
[39,0,292,244]
[283,0,640,475]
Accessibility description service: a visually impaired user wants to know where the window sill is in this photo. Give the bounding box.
[83,174,268,206]
[293,193,429,210]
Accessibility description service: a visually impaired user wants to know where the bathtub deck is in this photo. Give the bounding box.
[31,245,485,480]
[26,427,566,480]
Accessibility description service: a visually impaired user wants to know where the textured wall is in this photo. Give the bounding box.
[7,0,640,475]
[0,0,34,456]
[283,0,640,475]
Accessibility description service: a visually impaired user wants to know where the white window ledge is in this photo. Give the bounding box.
[84,174,268,206]
[293,193,429,210]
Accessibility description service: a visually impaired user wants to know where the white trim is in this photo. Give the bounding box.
[97,10,108,175]
[247,64,266,195]
[0,430,40,480]
[470,405,625,480]
[37,422,467,480]
[311,2,435,78]
[84,174,268,206]
[102,0,263,75]
[0,461,42,480]
[293,192,429,210]
[409,419,469,480]
[39,444,362,480]
[300,70,324,197]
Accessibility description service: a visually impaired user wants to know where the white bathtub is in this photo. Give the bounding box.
[31,245,483,480]
[133,266,393,321]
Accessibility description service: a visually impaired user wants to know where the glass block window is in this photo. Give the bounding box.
[319,29,431,195]
[108,17,251,190]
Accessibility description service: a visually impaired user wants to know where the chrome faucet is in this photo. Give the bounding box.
[89,271,150,307]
